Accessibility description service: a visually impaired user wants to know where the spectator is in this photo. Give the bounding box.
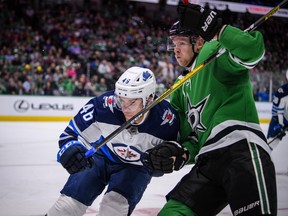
[0,82,7,94]
[98,59,112,76]
[97,77,108,92]
[72,82,86,96]
[43,80,54,96]
[0,0,287,100]
[6,79,18,95]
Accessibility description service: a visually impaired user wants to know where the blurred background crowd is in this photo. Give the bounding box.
[0,0,287,101]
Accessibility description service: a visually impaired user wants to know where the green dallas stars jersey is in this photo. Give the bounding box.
[170,25,270,164]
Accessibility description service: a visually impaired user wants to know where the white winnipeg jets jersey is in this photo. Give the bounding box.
[272,83,288,125]
[59,90,180,166]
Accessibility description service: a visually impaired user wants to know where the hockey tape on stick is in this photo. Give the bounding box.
[85,0,288,158]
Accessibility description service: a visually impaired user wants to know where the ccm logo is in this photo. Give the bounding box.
[202,11,217,32]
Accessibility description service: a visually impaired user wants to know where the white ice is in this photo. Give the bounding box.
[0,122,287,216]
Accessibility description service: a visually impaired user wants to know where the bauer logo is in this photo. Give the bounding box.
[13,99,73,112]
[202,11,217,32]
[234,200,260,216]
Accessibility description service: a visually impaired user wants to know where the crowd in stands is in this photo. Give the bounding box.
[0,0,287,101]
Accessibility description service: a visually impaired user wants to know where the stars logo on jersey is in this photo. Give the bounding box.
[112,143,141,162]
[103,95,116,113]
[186,95,209,133]
[161,108,175,126]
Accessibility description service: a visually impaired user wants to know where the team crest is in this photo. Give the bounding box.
[161,108,175,126]
[103,95,116,112]
[112,143,141,162]
[186,95,209,133]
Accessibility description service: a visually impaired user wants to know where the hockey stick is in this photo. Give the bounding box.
[85,0,288,157]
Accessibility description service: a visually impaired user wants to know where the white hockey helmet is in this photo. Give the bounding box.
[286,69,288,81]
[115,66,156,107]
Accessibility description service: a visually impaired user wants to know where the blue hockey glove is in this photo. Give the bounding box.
[177,2,223,41]
[57,141,93,174]
[274,125,286,140]
[141,141,188,174]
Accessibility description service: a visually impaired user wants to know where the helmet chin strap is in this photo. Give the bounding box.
[185,37,199,68]
[132,96,153,125]
[185,54,197,68]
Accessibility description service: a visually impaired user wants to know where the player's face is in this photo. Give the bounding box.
[172,36,195,67]
[117,96,144,120]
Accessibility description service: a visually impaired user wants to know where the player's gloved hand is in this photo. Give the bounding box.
[274,125,286,140]
[57,141,93,174]
[141,141,189,174]
[177,2,223,41]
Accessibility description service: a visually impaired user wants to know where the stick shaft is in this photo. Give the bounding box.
[85,0,288,157]
[245,0,288,32]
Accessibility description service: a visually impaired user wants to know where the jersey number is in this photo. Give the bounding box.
[80,104,94,121]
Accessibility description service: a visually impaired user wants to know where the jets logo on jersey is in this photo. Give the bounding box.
[103,95,116,112]
[161,108,175,126]
[112,143,141,162]
[186,95,209,133]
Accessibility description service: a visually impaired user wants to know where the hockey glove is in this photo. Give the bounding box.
[274,125,286,140]
[141,141,188,174]
[177,2,223,41]
[57,141,93,174]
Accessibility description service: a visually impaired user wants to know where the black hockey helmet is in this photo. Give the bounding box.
[167,21,199,51]
[169,21,195,37]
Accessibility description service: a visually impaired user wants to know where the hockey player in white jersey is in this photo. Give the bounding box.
[46,66,180,216]
[267,70,288,149]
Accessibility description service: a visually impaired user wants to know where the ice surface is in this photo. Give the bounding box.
[0,122,287,216]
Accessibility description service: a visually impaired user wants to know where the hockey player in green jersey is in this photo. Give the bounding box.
[141,2,277,216]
